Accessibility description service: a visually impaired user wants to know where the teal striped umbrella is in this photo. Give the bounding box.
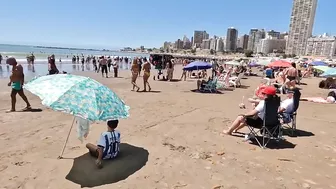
[24,74,130,121]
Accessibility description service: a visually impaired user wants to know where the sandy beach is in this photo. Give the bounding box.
[0,65,335,189]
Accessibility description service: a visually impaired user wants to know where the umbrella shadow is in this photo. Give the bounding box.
[65,143,149,188]
[17,108,43,112]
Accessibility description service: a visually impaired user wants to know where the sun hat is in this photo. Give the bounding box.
[262,86,276,95]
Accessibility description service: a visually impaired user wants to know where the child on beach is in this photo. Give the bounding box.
[86,120,121,169]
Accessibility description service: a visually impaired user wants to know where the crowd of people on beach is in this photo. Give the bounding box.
[5,52,336,168]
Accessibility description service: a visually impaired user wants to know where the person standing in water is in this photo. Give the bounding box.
[0,53,2,64]
[100,56,108,78]
[112,59,119,77]
[131,58,140,91]
[6,57,32,112]
[48,54,59,74]
[142,58,151,92]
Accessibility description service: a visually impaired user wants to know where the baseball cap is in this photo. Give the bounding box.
[262,86,276,95]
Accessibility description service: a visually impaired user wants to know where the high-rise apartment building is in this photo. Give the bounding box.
[216,38,224,52]
[247,29,265,52]
[286,0,318,55]
[266,30,280,39]
[226,27,238,52]
[305,33,336,58]
[193,30,209,48]
[238,35,249,50]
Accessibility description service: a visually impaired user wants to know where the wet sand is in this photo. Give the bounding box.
[0,65,335,189]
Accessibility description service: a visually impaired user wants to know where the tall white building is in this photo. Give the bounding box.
[305,34,336,58]
[257,39,286,54]
[210,38,217,50]
[247,29,265,52]
[216,38,224,52]
[201,39,211,49]
[286,0,318,56]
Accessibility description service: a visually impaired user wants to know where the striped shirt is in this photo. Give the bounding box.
[97,130,120,159]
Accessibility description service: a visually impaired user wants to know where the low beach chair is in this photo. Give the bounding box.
[247,95,282,148]
[201,78,218,93]
[280,89,301,136]
[229,73,244,88]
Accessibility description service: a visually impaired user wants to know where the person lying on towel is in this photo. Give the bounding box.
[86,120,120,169]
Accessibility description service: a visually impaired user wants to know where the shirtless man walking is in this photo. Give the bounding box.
[142,58,151,92]
[6,57,31,112]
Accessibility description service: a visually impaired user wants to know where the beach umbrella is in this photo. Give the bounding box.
[24,74,130,158]
[224,60,241,66]
[321,68,336,77]
[256,59,272,66]
[248,62,259,67]
[310,61,328,66]
[268,60,292,68]
[183,61,212,71]
[313,66,330,72]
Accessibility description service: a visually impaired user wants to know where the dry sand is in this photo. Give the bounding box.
[0,65,335,189]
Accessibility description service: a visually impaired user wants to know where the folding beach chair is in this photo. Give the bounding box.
[201,77,218,93]
[247,95,282,148]
[280,88,301,136]
[229,73,244,88]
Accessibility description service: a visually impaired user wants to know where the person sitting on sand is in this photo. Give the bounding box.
[197,77,212,91]
[142,58,152,92]
[6,57,32,112]
[86,120,120,169]
[223,86,277,135]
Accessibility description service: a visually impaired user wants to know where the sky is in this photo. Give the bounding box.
[0,0,334,49]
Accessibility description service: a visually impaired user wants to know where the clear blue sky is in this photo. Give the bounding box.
[0,0,334,49]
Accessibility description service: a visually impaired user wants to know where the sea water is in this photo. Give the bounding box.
[0,44,148,79]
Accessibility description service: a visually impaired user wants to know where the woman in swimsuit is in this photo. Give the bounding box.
[142,58,151,92]
[131,58,140,91]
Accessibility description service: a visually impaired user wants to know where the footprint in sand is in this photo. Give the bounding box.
[0,165,8,172]
[13,161,30,166]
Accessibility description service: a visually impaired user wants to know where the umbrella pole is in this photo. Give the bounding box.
[58,117,76,159]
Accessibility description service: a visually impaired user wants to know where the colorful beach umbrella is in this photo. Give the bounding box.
[310,61,328,66]
[24,74,130,121]
[321,68,336,77]
[183,61,212,71]
[256,59,272,66]
[313,66,330,72]
[268,60,292,68]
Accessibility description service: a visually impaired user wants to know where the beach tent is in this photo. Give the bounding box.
[268,60,291,68]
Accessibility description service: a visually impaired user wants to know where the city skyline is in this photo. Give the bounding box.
[0,0,334,49]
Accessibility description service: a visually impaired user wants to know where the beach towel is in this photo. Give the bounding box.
[76,116,90,142]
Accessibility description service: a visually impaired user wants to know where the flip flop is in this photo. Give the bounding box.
[21,107,32,111]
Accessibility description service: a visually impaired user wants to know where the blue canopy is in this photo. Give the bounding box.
[310,61,328,66]
[183,61,212,71]
[321,67,336,77]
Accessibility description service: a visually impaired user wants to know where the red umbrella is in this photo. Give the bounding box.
[268,60,292,68]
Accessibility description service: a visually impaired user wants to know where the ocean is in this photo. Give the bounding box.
[0,44,148,79]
